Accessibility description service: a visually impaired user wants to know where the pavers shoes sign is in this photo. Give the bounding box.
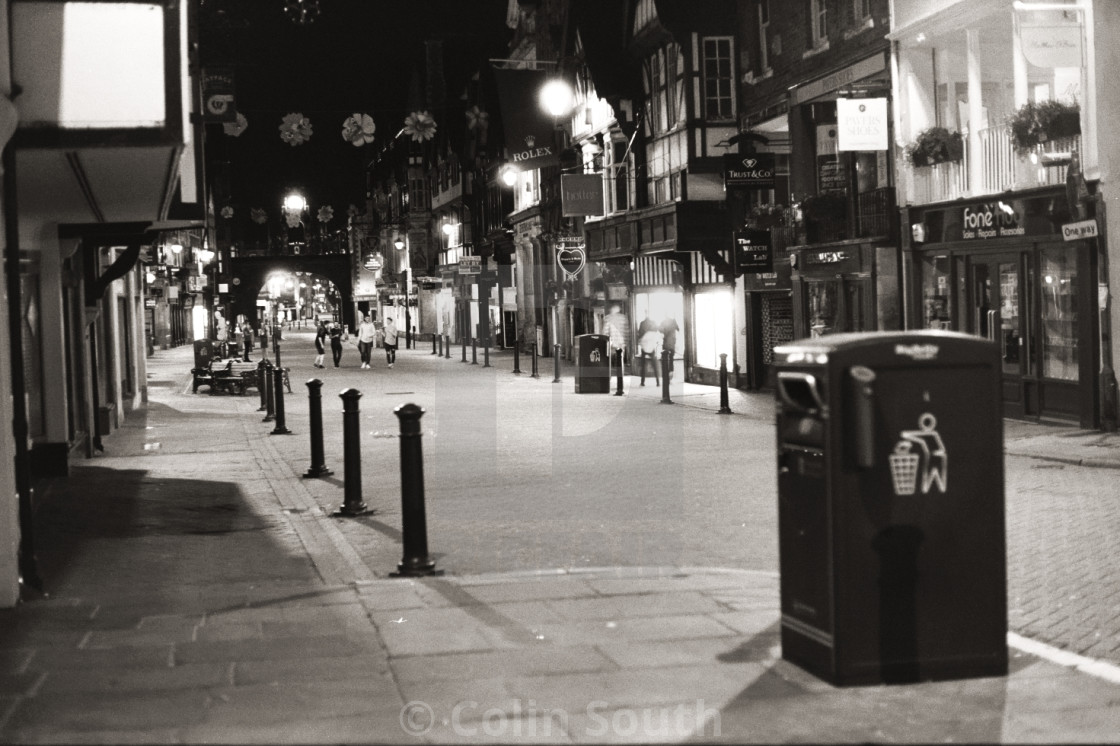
[492,67,559,171]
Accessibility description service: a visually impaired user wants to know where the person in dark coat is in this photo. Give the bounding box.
[659,314,680,380]
[314,322,327,368]
[329,322,345,367]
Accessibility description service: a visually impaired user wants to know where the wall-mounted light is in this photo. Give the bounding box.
[539,78,575,118]
[168,243,183,255]
[500,165,519,187]
[283,193,307,212]
[394,235,406,250]
[198,248,215,263]
[145,270,156,283]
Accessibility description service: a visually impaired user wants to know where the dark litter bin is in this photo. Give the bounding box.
[574,334,610,393]
[193,339,215,369]
[772,330,1007,686]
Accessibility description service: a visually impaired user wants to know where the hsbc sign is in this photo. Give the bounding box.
[724,153,776,190]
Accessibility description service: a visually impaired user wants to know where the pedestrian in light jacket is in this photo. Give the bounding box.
[382,317,399,368]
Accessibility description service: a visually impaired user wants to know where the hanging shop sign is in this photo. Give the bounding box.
[836,98,888,152]
[555,241,586,280]
[561,174,604,216]
[724,153,776,190]
[733,229,773,274]
[911,191,1068,243]
[458,255,481,275]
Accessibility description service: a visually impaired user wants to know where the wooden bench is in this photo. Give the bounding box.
[192,360,289,396]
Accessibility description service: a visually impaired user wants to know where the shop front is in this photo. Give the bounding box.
[905,187,1100,427]
[743,257,793,389]
[789,240,878,339]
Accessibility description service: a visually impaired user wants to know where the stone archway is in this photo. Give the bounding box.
[228,254,354,330]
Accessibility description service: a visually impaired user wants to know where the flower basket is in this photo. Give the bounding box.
[906,127,964,168]
[1007,100,1081,155]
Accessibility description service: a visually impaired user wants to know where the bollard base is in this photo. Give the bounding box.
[270,426,292,435]
[332,503,372,518]
[303,466,333,479]
[391,561,442,578]
[718,407,733,414]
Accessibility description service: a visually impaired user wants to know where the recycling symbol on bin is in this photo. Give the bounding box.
[888,413,948,496]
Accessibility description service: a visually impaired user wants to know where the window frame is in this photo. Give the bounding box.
[810,0,829,47]
[701,36,736,121]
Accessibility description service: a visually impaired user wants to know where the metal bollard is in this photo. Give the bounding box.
[303,379,332,478]
[660,350,673,404]
[483,337,490,368]
[257,359,269,411]
[437,334,443,357]
[391,403,440,576]
[270,366,292,434]
[718,353,732,414]
[513,339,521,374]
[614,349,625,396]
[334,389,371,516]
[431,334,437,355]
[262,360,275,422]
[472,338,478,365]
[530,342,539,378]
[444,334,452,359]
[273,332,282,369]
[553,343,561,383]
[462,335,468,363]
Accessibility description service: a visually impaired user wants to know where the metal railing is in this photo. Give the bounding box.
[906,127,1081,204]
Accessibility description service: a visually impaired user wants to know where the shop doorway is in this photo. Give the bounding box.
[968,252,1026,417]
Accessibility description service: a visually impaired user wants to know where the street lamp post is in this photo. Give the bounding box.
[394,233,411,349]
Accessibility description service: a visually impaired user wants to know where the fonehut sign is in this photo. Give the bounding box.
[912,192,1069,244]
[961,202,1026,239]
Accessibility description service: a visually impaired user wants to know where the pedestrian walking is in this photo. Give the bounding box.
[357,313,377,369]
[638,327,661,386]
[313,321,327,368]
[659,313,680,380]
[382,316,399,368]
[604,304,629,374]
[329,322,346,367]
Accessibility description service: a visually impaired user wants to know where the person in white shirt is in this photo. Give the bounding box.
[356,314,377,369]
[382,317,399,368]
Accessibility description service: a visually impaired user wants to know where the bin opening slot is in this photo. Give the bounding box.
[778,372,824,414]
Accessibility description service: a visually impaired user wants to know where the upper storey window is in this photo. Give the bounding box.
[702,37,735,120]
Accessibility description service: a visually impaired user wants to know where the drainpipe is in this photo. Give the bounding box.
[4,137,43,596]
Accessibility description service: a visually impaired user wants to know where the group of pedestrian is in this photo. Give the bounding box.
[314,314,398,369]
[635,311,679,386]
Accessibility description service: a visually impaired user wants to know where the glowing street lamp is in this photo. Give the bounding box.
[283,193,307,213]
[539,78,575,118]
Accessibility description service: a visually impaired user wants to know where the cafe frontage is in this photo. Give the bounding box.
[903,185,1102,427]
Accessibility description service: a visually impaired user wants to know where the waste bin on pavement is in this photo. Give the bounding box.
[574,334,610,393]
[193,339,215,369]
[772,330,1007,686]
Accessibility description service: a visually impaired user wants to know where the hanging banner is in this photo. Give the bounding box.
[836,98,888,151]
[561,174,604,216]
[201,67,237,123]
[492,67,559,171]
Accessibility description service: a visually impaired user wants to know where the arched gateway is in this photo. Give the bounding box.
[227,254,354,330]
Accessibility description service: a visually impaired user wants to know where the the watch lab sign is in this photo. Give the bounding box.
[724,154,775,190]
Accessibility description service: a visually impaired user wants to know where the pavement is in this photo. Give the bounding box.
[0,337,1118,744]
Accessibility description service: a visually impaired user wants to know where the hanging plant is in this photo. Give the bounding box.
[279,112,313,146]
[403,111,437,142]
[1007,100,1081,155]
[220,206,234,220]
[465,105,489,132]
[347,204,362,220]
[250,208,268,225]
[222,112,248,137]
[285,213,301,229]
[317,205,334,224]
[905,127,965,168]
[341,112,376,146]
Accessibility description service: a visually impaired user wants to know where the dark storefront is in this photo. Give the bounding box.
[904,186,1100,427]
[743,257,793,389]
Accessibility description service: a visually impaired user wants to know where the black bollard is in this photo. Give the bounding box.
[437,334,443,357]
[483,336,490,368]
[270,366,292,434]
[334,389,370,516]
[530,342,539,378]
[303,379,332,478]
[431,334,437,355]
[462,335,468,363]
[553,343,561,383]
[513,338,521,374]
[262,360,275,422]
[391,403,441,577]
[718,353,732,414]
[660,350,673,404]
[444,333,452,359]
[614,349,625,396]
[257,359,269,411]
[272,330,282,369]
[472,337,478,365]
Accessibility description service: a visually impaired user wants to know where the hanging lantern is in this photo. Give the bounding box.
[341,112,376,146]
[222,112,248,137]
[403,111,437,142]
[279,112,313,146]
[220,205,234,219]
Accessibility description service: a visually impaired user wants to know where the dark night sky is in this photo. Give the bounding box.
[201,0,512,228]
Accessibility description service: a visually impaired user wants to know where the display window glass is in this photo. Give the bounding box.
[1040,247,1078,381]
[693,289,734,368]
[922,255,952,329]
